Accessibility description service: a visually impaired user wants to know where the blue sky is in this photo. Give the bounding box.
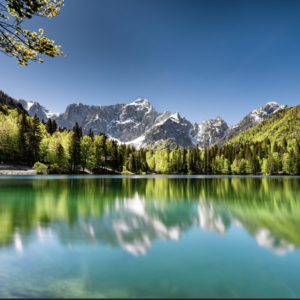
[1,0,300,125]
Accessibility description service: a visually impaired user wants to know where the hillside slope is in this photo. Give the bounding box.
[0,91,26,113]
[227,105,300,147]
[216,102,287,147]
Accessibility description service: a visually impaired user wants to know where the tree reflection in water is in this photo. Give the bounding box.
[0,177,300,256]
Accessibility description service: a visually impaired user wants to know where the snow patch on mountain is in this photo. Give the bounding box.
[20,98,287,150]
[19,100,61,122]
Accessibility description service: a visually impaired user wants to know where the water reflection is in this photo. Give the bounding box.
[0,177,300,256]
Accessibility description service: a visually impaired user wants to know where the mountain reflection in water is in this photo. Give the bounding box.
[0,177,299,256]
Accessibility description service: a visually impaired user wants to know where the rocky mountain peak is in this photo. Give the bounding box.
[249,102,287,123]
[19,99,60,121]
[193,116,229,149]
[130,98,151,106]
[19,97,287,150]
[123,99,152,111]
[154,110,172,126]
[170,112,182,122]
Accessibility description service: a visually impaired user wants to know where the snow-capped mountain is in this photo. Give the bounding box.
[19,100,60,120]
[19,99,287,149]
[215,102,287,147]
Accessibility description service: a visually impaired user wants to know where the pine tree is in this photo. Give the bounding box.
[87,128,94,141]
[46,118,53,135]
[262,145,268,159]
[258,142,262,159]
[281,138,287,151]
[238,158,247,174]
[282,153,292,174]
[17,112,28,162]
[69,122,82,172]
[206,149,211,173]
[231,147,236,163]
[202,147,207,173]
[56,143,65,166]
[79,127,83,138]
[267,152,274,174]
[135,151,142,172]
[293,143,300,175]
[182,147,187,173]
[117,146,124,171]
[272,141,278,153]
[265,137,271,145]
[52,120,58,134]
[249,153,259,174]
[27,115,42,166]
[279,145,285,157]
[245,144,250,160]
[111,143,118,170]
[224,145,228,160]
[222,159,230,174]
[129,154,136,172]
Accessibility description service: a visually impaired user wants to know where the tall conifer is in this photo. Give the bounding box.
[18,112,28,162]
[294,143,300,174]
[69,122,82,172]
[52,120,58,133]
[87,128,94,141]
[27,115,42,166]
[46,118,53,135]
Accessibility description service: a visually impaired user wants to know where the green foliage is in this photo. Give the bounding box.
[122,170,134,175]
[0,0,66,65]
[48,163,59,174]
[0,90,26,112]
[261,158,268,175]
[1,103,300,176]
[282,153,293,174]
[33,161,48,174]
[27,115,42,165]
[228,106,300,149]
[69,123,81,171]
[222,158,230,174]
[80,136,96,171]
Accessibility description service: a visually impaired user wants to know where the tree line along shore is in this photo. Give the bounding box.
[0,104,299,175]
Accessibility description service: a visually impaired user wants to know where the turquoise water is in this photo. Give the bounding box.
[0,176,300,298]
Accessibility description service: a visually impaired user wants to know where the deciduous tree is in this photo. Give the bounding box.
[0,0,65,65]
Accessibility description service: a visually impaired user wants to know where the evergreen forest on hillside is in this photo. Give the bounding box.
[229,105,300,146]
[0,91,26,113]
[0,104,300,175]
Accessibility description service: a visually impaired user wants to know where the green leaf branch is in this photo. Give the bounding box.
[0,0,65,66]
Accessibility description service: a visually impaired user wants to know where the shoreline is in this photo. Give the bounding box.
[0,170,37,175]
[0,172,299,177]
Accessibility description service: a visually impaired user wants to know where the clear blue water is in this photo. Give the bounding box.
[0,176,300,298]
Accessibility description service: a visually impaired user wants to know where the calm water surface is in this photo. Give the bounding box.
[0,175,300,298]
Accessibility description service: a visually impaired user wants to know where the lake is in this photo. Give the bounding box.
[0,175,300,298]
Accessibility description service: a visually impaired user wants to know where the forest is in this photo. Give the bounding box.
[0,104,299,175]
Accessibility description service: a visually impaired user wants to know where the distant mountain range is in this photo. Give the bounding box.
[19,97,287,149]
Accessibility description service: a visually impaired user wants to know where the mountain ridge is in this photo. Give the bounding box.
[0,90,27,113]
[226,105,300,146]
[19,97,286,149]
